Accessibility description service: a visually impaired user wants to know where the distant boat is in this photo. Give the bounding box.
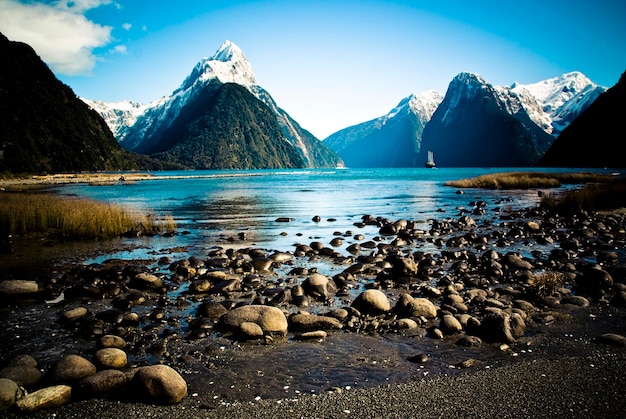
[425,151,436,168]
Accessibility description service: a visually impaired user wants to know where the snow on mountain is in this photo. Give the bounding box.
[82,98,146,139]
[83,40,332,165]
[510,71,606,136]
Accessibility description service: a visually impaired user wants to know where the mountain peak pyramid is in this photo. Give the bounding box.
[176,40,257,94]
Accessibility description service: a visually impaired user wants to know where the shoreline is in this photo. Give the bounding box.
[3,348,625,418]
[1,172,625,417]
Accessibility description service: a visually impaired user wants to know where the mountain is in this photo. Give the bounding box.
[0,33,141,174]
[323,71,603,168]
[539,71,626,168]
[420,72,555,167]
[89,41,342,169]
[511,71,606,137]
[323,91,442,167]
[144,83,307,169]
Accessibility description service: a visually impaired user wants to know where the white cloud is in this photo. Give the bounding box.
[0,0,114,75]
[122,22,132,31]
[110,44,127,54]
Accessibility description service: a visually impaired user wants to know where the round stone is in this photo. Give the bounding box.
[94,348,127,369]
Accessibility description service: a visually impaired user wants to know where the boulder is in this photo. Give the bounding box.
[440,314,463,334]
[0,378,22,411]
[15,385,72,413]
[132,273,162,289]
[479,312,525,343]
[302,273,337,301]
[219,305,288,335]
[239,321,264,339]
[0,365,41,387]
[352,289,391,315]
[77,369,128,397]
[98,335,127,349]
[48,354,96,383]
[132,365,187,404]
[394,294,438,319]
[0,280,40,295]
[289,313,343,332]
[94,348,127,369]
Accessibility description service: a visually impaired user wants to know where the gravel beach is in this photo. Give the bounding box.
[3,348,624,419]
[1,173,625,418]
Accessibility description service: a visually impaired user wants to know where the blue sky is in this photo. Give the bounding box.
[1,0,624,139]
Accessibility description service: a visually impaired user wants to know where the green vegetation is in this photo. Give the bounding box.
[0,192,175,240]
[444,171,618,189]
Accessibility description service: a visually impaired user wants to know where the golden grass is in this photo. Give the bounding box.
[444,172,618,190]
[0,192,175,239]
[528,271,566,297]
[540,181,626,213]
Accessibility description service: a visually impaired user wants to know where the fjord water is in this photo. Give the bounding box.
[51,167,606,264]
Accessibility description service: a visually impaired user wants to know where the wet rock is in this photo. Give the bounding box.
[15,385,72,413]
[94,348,127,369]
[239,321,264,339]
[219,305,288,335]
[576,265,613,293]
[0,280,40,295]
[7,354,38,368]
[98,335,127,349]
[394,293,438,319]
[132,273,162,289]
[197,301,229,318]
[440,314,463,334]
[0,365,41,387]
[61,306,89,322]
[352,289,391,315]
[397,318,419,330]
[0,378,22,411]
[302,273,337,301]
[391,256,418,283]
[189,279,212,293]
[251,257,274,272]
[407,353,430,364]
[289,313,343,332]
[48,354,96,383]
[479,312,525,343]
[502,253,534,270]
[77,369,127,397]
[456,335,483,347]
[560,295,590,307]
[132,365,187,404]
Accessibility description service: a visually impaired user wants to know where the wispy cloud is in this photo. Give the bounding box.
[110,44,127,55]
[0,0,114,75]
[122,22,132,31]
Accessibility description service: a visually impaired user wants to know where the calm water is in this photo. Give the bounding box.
[49,167,615,265]
[9,166,622,401]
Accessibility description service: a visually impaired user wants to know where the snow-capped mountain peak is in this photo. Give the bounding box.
[510,71,605,135]
[175,40,257,95]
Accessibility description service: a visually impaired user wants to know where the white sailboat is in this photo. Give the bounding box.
[425,151,435,168]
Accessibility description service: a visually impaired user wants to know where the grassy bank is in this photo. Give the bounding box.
[0,192,175,240]
[539,181,626,213]
[444,171,618,189]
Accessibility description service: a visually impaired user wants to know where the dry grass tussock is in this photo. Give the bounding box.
[540,181,626,213]
[444,172,618,190]
[0,192,175,240]
[528,271,566,297]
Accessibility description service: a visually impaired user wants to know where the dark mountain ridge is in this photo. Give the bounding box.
[146,83,307,169]
[0,33,142,174]
[539,71,626,168]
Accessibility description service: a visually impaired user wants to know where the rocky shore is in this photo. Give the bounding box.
[1,198,625,416]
